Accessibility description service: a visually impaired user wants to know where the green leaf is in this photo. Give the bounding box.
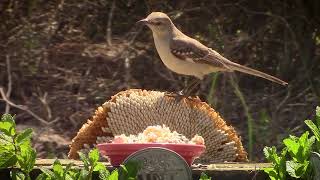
[65,174,74,180]
[78,169,89,180]
[199,172,211,180]
[311,152,320,180]
[305,136,316,159]
[284,131,314,163]
[26,148,36,172]
[17,144,36,173]
[299,131,310,147]
[53,159,64,179]
[299,132,314,162]
[0,149,17,168]
[67,169,80,180]
[11,170,26,180]
[263,146,279,164]
[98,169,110,180]
[93,162,106,172]
[0,132,14,145]
[278,148,288,180]
[263,146,272,159]
[122,161,141,179]
[63,163,73,180]
[289,134,298,141]
[78,152,89,170]
[286,160,309,178]
[39,167,56,178]
[16,128,33,145]
[108,169,119,180]
[316,141,320,152]
[0,114,16,136]
[305,120,320,141]
[286,160,299,178]
[118,165,128,180]
[316,106,320,127]
[283,137,299,158]
[35,173,49,180]
[263,167,279,180]
[88,148,99,165]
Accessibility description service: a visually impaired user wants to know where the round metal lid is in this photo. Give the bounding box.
[123,147,192,180]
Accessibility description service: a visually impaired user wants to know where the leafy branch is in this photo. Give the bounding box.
[264,106,320,180]
[0,114,35,180]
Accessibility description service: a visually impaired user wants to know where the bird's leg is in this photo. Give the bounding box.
[165,78,200,100]
[183,79,200,97]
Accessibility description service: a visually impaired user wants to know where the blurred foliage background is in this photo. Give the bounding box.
[0,0,319,161]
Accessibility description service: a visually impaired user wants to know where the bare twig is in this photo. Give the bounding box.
[106,0,115,46]
[5,55,12,114]
[276,87,291,113]
[128,27,143,46]
[0,87,60,125]
[38,92,52,120]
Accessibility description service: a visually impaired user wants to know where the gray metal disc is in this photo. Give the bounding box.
[123,147,192,180]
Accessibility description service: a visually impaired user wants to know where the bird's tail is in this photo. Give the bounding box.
[227,62,288,86]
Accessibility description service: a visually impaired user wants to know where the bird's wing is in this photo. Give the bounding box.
[170,37,232,70]
[170,37,288,85]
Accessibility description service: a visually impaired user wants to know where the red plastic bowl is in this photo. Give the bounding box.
[96,143,205,166]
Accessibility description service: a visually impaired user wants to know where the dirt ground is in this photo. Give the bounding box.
[1,0,319,161]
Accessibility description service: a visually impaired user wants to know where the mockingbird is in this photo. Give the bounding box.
[138,12,288,95]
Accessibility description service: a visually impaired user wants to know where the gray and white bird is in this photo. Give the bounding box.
[138,12,287,94]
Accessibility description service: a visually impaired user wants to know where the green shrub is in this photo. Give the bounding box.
[264,106,320,180]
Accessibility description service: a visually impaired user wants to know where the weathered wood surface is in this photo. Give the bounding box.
[0,159,271,180]
[192,163,270,180]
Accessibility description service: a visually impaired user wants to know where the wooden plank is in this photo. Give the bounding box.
[191,163,271,180]
[34,159,111,168]
[192,163,271,171]
[33,159,271,179]
[0,159,272,180]
[34,159,271,170]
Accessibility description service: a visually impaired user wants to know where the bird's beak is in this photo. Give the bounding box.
[136,18,149,25]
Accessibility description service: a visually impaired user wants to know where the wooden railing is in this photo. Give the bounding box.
[0,159,271,180]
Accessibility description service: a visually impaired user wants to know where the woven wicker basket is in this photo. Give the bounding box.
[68,89,248,162]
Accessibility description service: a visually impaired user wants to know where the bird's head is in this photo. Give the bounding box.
[137,12,174,36]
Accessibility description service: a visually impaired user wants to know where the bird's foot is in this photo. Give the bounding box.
[164,90,186,102]
[164,90,198,102]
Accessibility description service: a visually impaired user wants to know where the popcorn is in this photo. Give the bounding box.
[112,135,128,143]
[111,125,205,145]
[190,134,205,145]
